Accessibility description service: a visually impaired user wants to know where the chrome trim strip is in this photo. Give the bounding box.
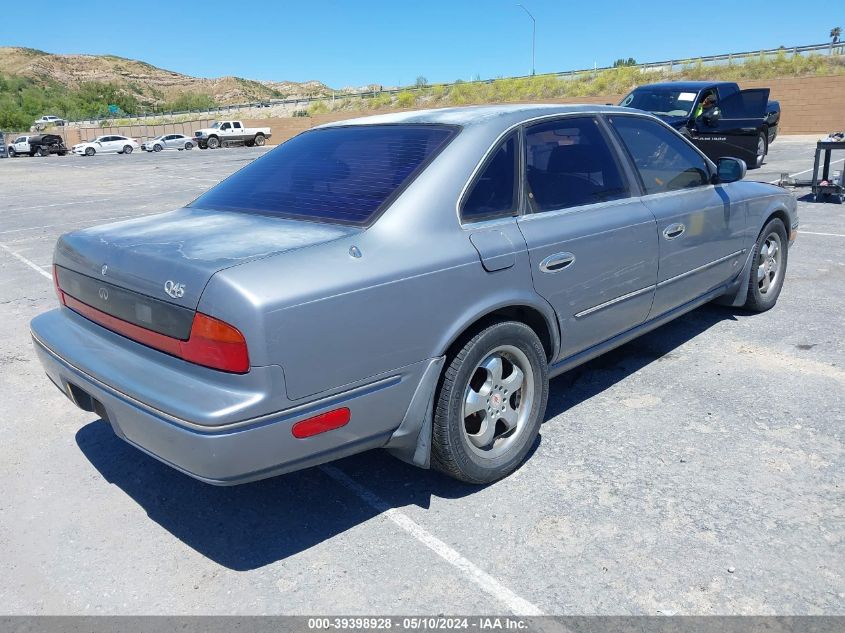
[574,285,655,319]
[31,331,402,434]
[656,250,745,288]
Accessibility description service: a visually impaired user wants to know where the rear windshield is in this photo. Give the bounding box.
[191,124,458,225]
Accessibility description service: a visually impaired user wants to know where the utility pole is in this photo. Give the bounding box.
[516,4,536,75]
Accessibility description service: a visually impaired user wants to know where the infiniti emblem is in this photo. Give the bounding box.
[98,287,109,301]
[101,264,108,276]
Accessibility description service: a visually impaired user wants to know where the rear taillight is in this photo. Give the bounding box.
[53,265,65,305]
[55,268,249,373]
[178,313,249,373]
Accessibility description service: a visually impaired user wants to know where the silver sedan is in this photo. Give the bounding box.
[32,104,798,485]
[141,134,195,152]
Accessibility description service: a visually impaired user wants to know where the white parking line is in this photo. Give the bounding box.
[1,198,115,213]
[0,213,157,236]
[320,465,545,616]
[0,243,52,280]
[769,158,845,184]
[801,230,845,238]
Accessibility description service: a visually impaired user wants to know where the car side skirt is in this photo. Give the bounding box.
[548,283,730,379]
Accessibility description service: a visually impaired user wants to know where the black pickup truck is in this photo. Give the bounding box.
[620,81,780,169]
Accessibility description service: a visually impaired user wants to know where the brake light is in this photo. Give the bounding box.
[292,408,351,438]
[53,265,65,305]
[56,274,250,373]
[179,313,250,373]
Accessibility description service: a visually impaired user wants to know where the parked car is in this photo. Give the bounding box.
[620,81,780,168]
[193,120,271,149]
[72,135,140,156]
[33,115,66,129]
[0,132,6,158]
[31,105,797,486]
[141,134,195,152]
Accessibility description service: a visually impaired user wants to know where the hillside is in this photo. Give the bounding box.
[0,47,334,128]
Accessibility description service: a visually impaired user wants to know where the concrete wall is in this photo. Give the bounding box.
[31,75,844,149]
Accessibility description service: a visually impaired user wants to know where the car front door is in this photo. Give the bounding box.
[690,87,769,167]
[516,116,659,361]
[607,114,746,319]
[14,137,28,153]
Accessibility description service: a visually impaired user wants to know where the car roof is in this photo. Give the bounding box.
[316,103,641,132]
[633,81,734,91]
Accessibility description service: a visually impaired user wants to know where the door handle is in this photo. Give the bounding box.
[539,252,575,273]
[662,223,686,240]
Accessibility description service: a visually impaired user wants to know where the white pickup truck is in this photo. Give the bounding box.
[193,120,272,149]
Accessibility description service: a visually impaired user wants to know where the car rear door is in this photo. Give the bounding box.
[607,114,746,319]
[515,115,659,361]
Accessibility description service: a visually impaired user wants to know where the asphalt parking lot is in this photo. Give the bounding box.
[0,139,842,616]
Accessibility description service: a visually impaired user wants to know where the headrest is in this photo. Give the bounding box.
[547,144,602,174]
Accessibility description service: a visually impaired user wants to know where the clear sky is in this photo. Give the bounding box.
[3,0,839,88]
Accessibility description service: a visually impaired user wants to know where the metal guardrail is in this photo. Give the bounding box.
[64,41,842,126]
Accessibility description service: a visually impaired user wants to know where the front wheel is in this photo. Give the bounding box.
[744,218,788,312]
[8,148,15,158]
[153,144,163,152]
[85,147,95,156]
[206,136,220,149]
[432,321,549,484]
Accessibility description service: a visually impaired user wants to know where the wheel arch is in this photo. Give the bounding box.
[438,300,559,365]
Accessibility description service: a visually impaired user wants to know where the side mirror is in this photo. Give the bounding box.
[715,157,746,184]
[701,107,722,126]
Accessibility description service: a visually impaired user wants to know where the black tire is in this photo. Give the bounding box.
[153,144,163,152]
[37,147,48,157]
[254,133,266,147]
[431,320,549,484]
[185,142,193,150]
[8,148,15,158]
[123,145,133,155]
[85,147,95,156]
[245,140,255,148]
[199,144,207,150]
[744,218,788,312]
[206,136,220,149]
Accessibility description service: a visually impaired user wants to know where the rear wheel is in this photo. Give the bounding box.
[37,147,48,157]
[744,218,788,312]
[432,321,549,484]
[753,133,767,169]
[123,145,133,154]
[254,134,266,147]
[153,144,163,152]
[206,136,220,149]
[184,142,193,150]
[85,147,95,156]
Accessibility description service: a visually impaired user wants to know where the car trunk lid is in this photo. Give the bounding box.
[55,207,359,315]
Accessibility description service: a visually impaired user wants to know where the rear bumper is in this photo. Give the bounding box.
[31,308,424,484]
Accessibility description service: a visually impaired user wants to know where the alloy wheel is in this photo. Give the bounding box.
[462,345,535,459]
[757,231,782,295]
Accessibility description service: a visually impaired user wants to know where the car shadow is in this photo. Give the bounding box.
[75,303,741,571]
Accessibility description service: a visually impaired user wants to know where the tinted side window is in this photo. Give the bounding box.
[609,116,710,194]
[462,133,517,220]
[525,117,628,212]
